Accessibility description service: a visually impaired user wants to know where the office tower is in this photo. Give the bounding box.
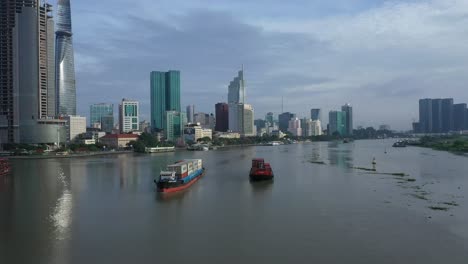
[186,105,195,123]
[453,103,467,131]
[266,112,274,124]
[165,111,187,142]
[288,118,302,137]
[419,99,433,133]
[341,104,353,136]
[328,111,346,136]
[90,103,114,133]
[119,99,139,133]
[215,103,229,132]
[311,120,322,136]
[278,112,296,132]
[311,109,321,121]
[65,116,86,142]
[150,70,181,131]
[432,99,442,133]
[56,0,76,116]
[0,0,66,144]
[242,104,255,137]
[441,98,453,132]
[228,68,245,132]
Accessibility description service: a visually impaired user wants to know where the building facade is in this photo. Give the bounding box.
[0,0,65,145]
[119,99,139,133]
[65,115,86,142]
[453,103,467,131]
[215,102,229,132]
[341,104,353,136]
[150,70,181,131]
[56,0,76,116]
[279,112,296,132]
[228,68,245,133]
[288,117,302,137]
[329,111,346,136]
[90,103,114,133]
[419,99,433,133]
[186,105,195,124]
[312,120,322,136]
[441,98,453,132]
[100,134,139,149]
[311,109,321,121]
[242,104,255,137]
[165,111,187,142]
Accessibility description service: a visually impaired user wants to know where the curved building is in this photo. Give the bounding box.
[56,0,76,116]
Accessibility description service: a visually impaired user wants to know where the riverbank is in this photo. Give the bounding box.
[8,150,133,160]
[408,136,468,154]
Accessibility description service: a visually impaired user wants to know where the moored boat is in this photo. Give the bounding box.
[155,159,205,193]
[393,141,407,148]
[0,158,11,176]
[249,158,274,181]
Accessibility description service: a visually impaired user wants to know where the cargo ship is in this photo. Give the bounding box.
[249,158,274,181]
[0,158,11,176]
[155,159,205,193]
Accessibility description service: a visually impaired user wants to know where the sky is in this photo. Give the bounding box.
[66,0,468,130]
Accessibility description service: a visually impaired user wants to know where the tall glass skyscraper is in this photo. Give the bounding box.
[90,103,114,133]
[341,104,353,136]
[311,109,321,121]
[150,71,181,131]
[329,111,347,136]
[56,0,76,116]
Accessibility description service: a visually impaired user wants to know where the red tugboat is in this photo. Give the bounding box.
[249,158,274,181]
[0,158,11,176]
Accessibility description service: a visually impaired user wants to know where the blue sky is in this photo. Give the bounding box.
[65,0,468,130]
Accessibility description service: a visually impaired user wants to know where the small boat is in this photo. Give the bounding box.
[0,158,11,176]
[393,141,407,148]
[155,159,205,193]
[145,146,175,153]
[249,158,274,181]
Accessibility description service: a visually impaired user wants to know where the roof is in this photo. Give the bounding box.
[101,134,139,139]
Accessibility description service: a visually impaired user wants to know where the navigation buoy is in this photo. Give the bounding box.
[372,158,377,165]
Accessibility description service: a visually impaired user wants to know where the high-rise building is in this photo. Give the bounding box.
[441,98,454,132]
[328,111,346,136]
[288,118,302,137]
[419,99,433,133]
[0,0,66,144]
[186,105,195,123]
[432,99,442,133]
[266,112,274,125]
[311,109,321,121]
[242,104,255,137]
[65,116,86,142]
[150,70,181,131]
[311,120,323,136]
[165,111,187,142]
[56,0,76,116]
[278,112,296,132]
[90,103,114,133]
[119,99,139,133]
[228,68,245,133]
[215,103,229,132]
[341,104,353,136]
[453,103,467,131]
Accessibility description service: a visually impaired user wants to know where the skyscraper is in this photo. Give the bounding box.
[419,99,433,133]
[311,109,321,121]
[266,112,274,124]
[56,0,76,116]
[1,0,66,144]
[432,99,442,133]
[341,104,353,136]
[288,118,302,137]
[441,98,454,132]
[150,70,181,131]
[278,112,296,132]
[186,105,195,123]
[165,111,187,142]
[90,103,114,133]
[119,99,139,133]
[328,111,346,136]
[242,104,255,137]
[228,68,246,133]
[453,103,467,131]
[215,103,229,132]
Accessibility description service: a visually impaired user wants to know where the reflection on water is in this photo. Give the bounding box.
[327,141,354,169]
[50,166,72,241]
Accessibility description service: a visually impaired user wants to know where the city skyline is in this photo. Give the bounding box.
[32,0,468,130]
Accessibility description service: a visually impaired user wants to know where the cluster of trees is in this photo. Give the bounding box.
[416,135,468,153]
[129,133,174,153]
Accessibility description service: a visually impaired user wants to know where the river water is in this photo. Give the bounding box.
[1,140,467,263]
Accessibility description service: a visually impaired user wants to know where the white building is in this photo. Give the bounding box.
[66,116,86,142]
[119,99,139,133]
[242,104,255,137]
[215,132,241,139]
[312,120,323,136]
[288,117,302,137]
[184,124,213,142]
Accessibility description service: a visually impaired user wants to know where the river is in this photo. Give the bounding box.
[1,140,467,263]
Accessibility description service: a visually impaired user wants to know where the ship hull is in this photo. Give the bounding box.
[249,173,274,181]
[156,168,205,193]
